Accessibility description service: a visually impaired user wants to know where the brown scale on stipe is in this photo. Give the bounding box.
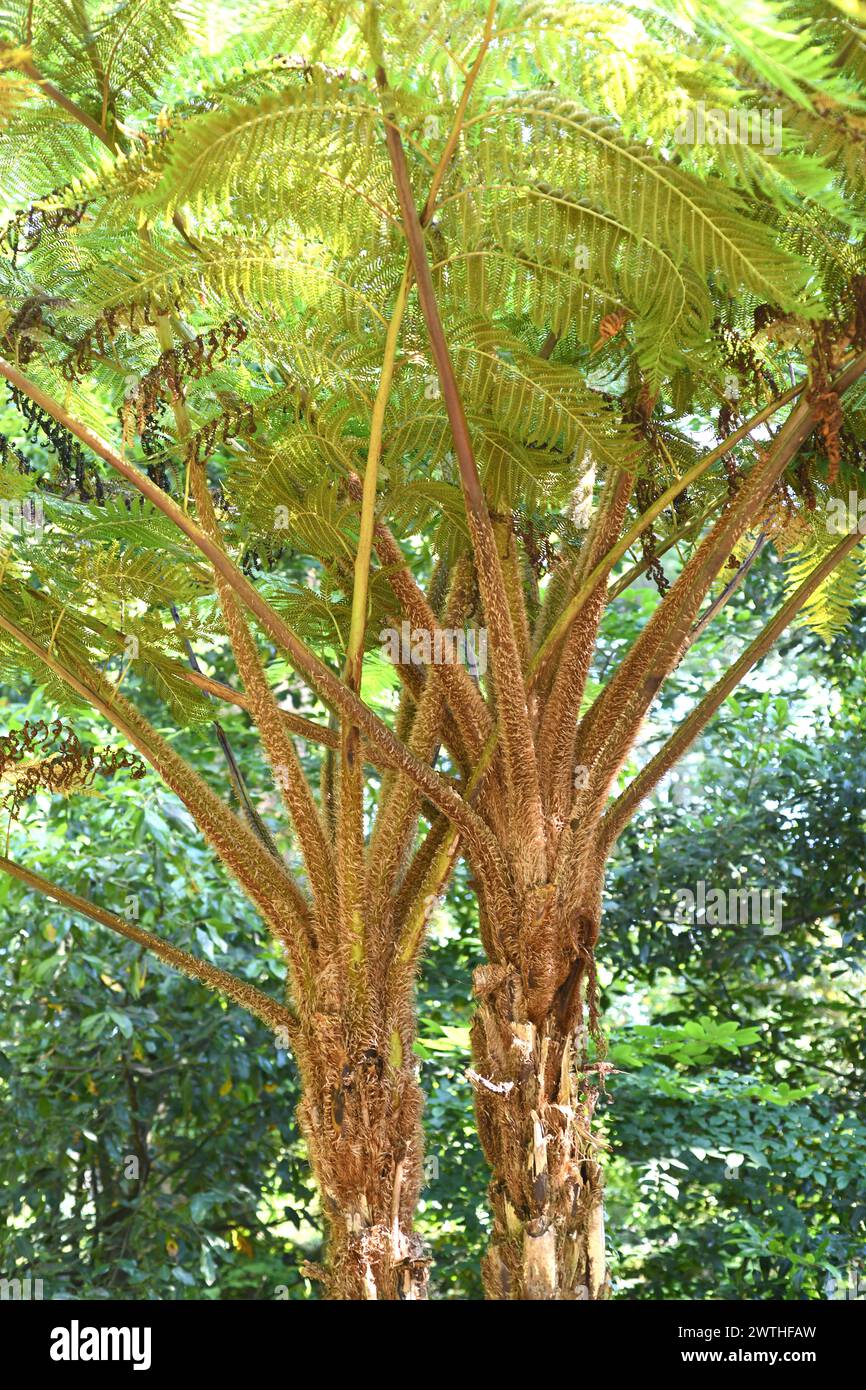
[121,317,248,437]
[723,453,742,501]
[809,329,846,485]
[780,284,866,497]
[0,719,146,822]
[61,293,177,383]
[590,309,629,354]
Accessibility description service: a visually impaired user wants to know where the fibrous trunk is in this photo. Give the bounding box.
[470,896,610,1301]
[294,977,429,1300]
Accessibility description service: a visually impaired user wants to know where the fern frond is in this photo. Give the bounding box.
[142,78,404,245]
[421,315,643,471]
[784,523,866,637]
[463,95,819,313]
[436,182,712,384]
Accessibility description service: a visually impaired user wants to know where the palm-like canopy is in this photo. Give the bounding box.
[2,0,866,1299]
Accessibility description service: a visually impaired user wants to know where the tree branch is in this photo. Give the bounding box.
[530,379,806,681]
[169,603,281,860]
[574,346,866,815]
[0,356,501,871]
[598,529,865,851]
[371,516,493,759]
[339,1,499,959]
[378,61,545,868]
[536,469,633,823]
[17,57,115,150]
[0,855,298,1036]
[179,669,343,748]
[154,313,337,925]
[687,532,767,647]
[0,602,315,966]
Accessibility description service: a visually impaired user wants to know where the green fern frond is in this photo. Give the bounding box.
[686,0,865,111]
[463,95,820,314]
[424,315,643,471]
[436,182,713,384]
[784,526,866,637]
[141,78,408,245]
[382,472,470,565]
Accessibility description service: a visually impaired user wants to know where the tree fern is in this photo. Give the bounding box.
[2,0,866,1301]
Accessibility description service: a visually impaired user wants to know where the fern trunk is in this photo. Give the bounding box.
[470,894,609,1301]
[294,1003,429,1299]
